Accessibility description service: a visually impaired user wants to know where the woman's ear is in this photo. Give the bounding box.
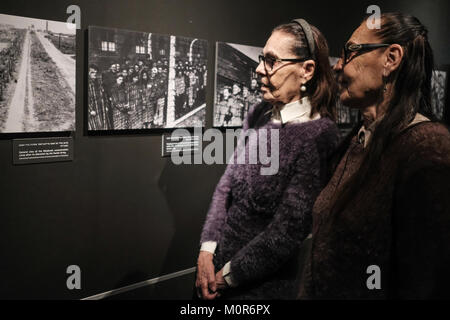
[302,60,316,82]
[384,44,403,75]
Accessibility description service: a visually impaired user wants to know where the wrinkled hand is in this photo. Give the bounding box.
[215,268,229,291]
[195,251,218,300]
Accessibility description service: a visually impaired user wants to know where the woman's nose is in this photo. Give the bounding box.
[256,60,266,75]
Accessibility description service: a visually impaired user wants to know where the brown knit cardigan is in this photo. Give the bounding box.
[299,121,450,299]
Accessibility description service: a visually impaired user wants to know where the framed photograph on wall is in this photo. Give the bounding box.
[329,56,360,137]
[431,66,449,124]
[88,26,208,131]
[0,13,76,133]
[213,42,263,127]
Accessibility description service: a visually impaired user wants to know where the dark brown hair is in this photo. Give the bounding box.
[273,22,337,121]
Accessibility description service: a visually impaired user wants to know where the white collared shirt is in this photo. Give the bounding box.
[274,97,321,124]
[357,113,430,148]
[200,97,320,287]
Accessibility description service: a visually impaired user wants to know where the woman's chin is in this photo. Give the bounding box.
[339,92,355,107]
[340,95,363,109]
[339,89,360,108]
[262,92,274,103]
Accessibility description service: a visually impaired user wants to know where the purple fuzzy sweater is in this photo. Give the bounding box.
[200,102,340,299]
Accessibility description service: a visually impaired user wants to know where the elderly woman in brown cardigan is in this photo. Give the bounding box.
[299,12,450,299]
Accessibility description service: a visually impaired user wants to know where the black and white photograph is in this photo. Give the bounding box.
[329,56,361,136]
[0,13,76,133]
[335,99,360,124]
[88,26,207,131]
[431,69,448,120]
[214,42,262,127]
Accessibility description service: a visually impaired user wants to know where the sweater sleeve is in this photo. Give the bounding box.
[199,163,234,244]
[391,155,450,298]
[229,140,320,285]
[199,104,264,245]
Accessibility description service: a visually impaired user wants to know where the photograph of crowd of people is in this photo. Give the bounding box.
[88,26,207,131]
[0,13,76,133]
[214,42,262,127]
[431,69,448,120]
[328,57,361,136]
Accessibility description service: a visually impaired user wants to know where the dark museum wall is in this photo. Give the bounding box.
[0,0,448,299]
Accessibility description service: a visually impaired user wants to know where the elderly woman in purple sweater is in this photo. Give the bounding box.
[195,19,340,300]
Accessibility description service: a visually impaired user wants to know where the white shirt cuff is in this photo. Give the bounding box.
[222,261,237,287]
[200,241,217,254]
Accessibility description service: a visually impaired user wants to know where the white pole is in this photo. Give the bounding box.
[189,39,198,64]
[166,35,176,127]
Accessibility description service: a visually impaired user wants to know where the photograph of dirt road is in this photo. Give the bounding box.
[0,13,76,133]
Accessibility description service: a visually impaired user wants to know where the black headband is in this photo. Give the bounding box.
[291,18,316,60]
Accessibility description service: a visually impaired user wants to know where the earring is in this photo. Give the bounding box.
[382,69,388,92]
[300,84,307,92]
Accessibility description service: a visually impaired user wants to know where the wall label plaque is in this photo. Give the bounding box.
[13,137,74,165]
[161,133,201,158]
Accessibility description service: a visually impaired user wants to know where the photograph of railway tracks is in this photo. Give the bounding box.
[0,13,76,133]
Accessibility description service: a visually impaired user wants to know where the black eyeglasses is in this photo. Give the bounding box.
[258,54,306,72]
[341,43,391,65]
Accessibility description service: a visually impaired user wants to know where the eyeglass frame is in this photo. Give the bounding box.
[258,54,308,72]
[341,43,391,65]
